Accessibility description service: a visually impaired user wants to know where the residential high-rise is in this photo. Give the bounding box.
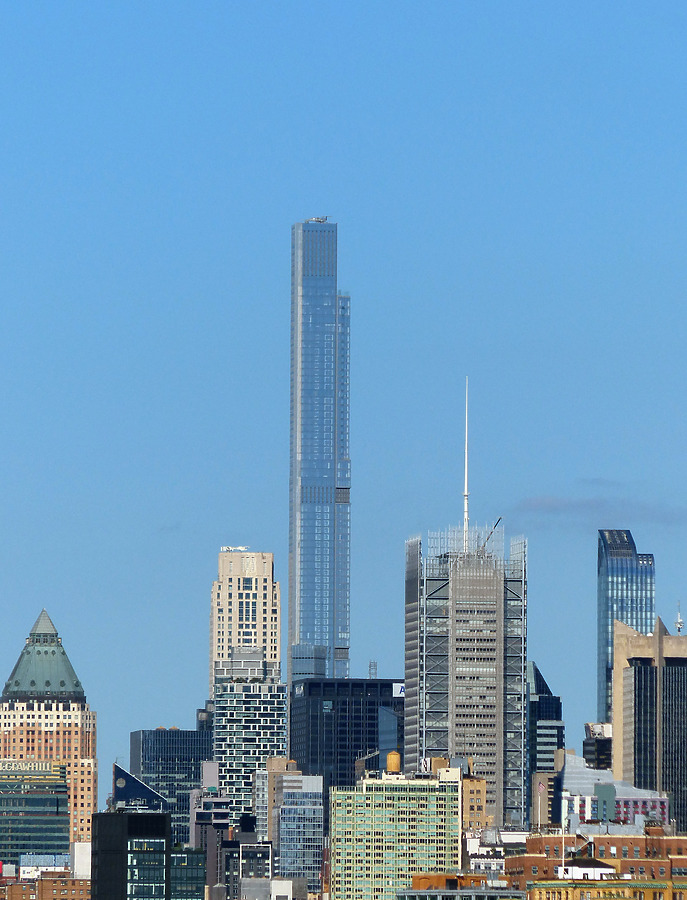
[207,548,287,822]
[597,529,655,722]
[254,759,323,892]
[210,548,281,694]
[0,611,97,843]
[405,525,527,827]
[289,218,351,681]
[329,763,462,900]
[130,727,212,846]
[612,617,687,831]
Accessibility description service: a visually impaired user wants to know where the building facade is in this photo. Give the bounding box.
[0,611,97,843]
[612,618,687,831]
[289,677,404,816]
[329,767,462,900]
[130,728,212,846]
[288,218,351,681]
[597,529,655,722]
[212,677,287,816]
[209,548,281,694]
[405,525,527,827]
[0,761,69,866]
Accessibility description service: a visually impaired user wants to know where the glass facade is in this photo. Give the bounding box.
[597,530,655,722]
[277,783,324,892]
[289,219,351,681]
[130,729,212,846]
[0,762,69,866]
[405,525,527,827]
[288,677,404,827]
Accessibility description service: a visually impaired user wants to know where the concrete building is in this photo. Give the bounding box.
[612,617,687,831]
[253,758,323,892]
[597,530,655,722]
[130,727,212,845]
[0,611,97,843]
[405,524,527,827]
[207,548,287,820]
[210,548,281,694]
[288,218,351,682]
[329,761,462,900]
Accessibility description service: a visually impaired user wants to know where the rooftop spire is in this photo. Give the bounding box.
[463,376,469,552]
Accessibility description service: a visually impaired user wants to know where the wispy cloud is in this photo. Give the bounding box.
[511,495,687,527]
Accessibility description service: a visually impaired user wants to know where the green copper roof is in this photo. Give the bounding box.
[2,610,85,701]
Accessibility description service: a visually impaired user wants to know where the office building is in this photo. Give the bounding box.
[209,548,281,694]
[289,677,404,817]
[527,661,564,824]
[612,617,687,831]
[405,524,527,827]
[329,761,462,900]
[130,727,212,845]
[0,610,97,842]
[253,759,323,892]
[597,530,655,722]
[288,218,351,681]
[583,722,613,770]
[0,760,69,867]
[92,810,171,900]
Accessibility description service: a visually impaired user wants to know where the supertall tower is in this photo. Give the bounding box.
[289,218,351,681]
[597,529,655,722]
[404,387,528,826]
[0,611,97,843]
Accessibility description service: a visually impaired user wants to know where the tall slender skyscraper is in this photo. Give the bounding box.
[597,529,655,722]
[289,218,351,681]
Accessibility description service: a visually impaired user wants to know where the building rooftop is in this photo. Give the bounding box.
[2,610,85,701]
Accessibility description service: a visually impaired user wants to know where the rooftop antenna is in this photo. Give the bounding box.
[463,376,469,552]
[676,603,684,636]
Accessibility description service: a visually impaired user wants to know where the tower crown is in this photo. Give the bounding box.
[2,610,85,701]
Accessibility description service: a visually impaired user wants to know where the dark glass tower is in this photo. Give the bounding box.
[289,218,351,681]
[597,529,655,722]
[289,677,404,827]
[130,728,212,845]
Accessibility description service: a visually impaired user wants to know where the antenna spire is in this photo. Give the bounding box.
[676,603,684,636]
[463,376,469,552]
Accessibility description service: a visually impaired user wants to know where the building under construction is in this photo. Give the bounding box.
[404,523,528,828]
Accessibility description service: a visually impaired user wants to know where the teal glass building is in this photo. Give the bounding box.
[289,218,351,681]
[597,529,655,722]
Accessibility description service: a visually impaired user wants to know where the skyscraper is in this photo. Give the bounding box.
[404,524,527,827]
[209,547,281,694]
[0,610,97,843]
[207,549,287,819]
[612,618,687,831]
[597,529,655,722]
[289,218,351,682]
[130,727,212,846]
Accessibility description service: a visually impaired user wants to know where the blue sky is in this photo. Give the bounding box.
[1,3,686,804]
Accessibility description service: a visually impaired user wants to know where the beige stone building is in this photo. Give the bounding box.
[209,548,281,695]
[0,611,97,843]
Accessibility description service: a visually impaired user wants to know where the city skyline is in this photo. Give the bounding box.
[0,4,686,808]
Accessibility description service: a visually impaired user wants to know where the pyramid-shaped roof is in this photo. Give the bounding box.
[2,610,85,701]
